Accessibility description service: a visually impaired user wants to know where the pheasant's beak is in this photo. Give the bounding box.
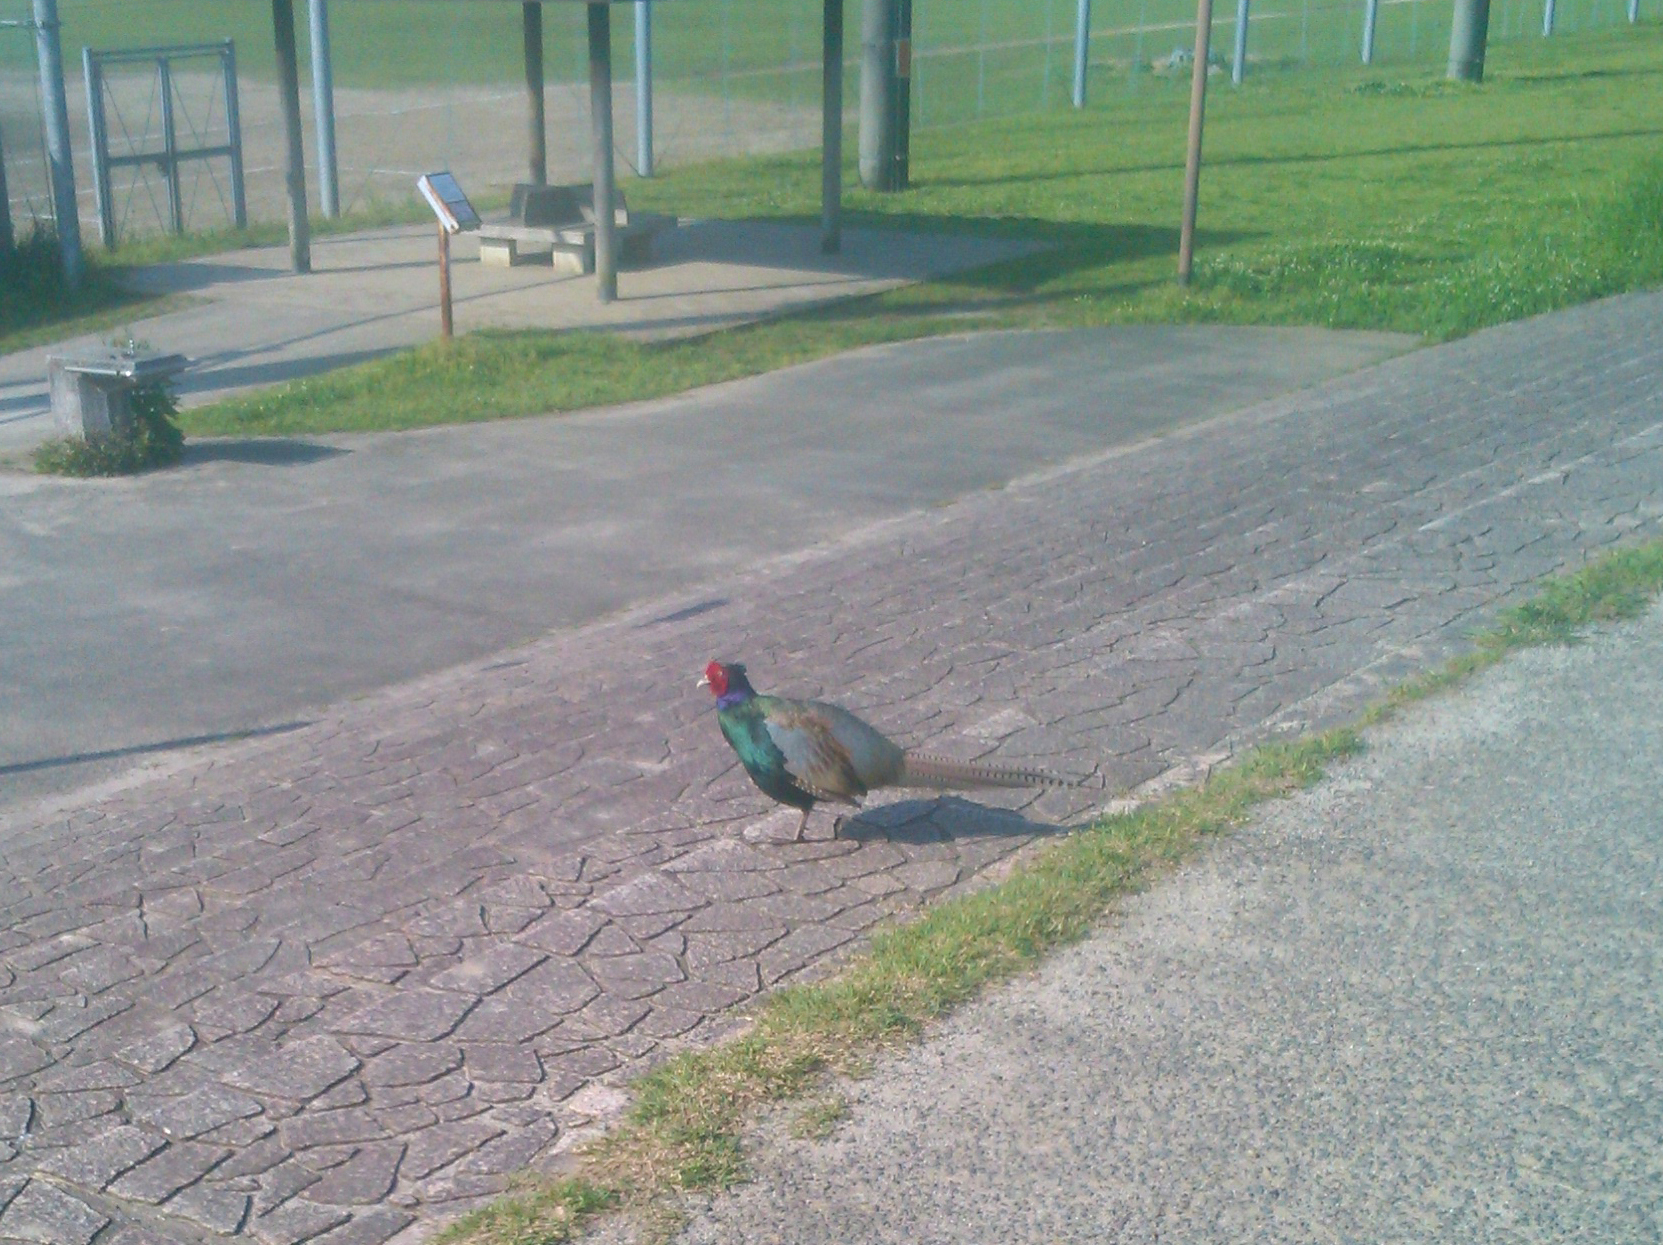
[696,674,710,688]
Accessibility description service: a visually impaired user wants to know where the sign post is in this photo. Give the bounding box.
[417,172,481,340]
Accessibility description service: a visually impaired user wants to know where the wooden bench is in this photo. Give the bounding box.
[477,183,675,274]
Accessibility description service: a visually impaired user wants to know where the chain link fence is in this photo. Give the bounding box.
[1,0,1651,248]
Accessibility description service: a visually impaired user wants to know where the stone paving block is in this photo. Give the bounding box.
[167,1182,252,1235]
[252,1198,350,1245]
[0,1179,109,1245]
[34,1123,166,1188]
[514,909,608,956]
[399,1120,505,1182]
[462,1045,543,1084]
[426,945,545,995]
[336,992,474,1043]
[313,1207,415,1245]
[130,1084,263,1140]
[305,1142,405,1205]
[361,1044,461,1089]
[220,1036,362,1102]
[278,1108,387,1152]
[107,1138,230,1203]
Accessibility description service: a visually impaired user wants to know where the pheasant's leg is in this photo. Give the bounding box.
[796,808,811,842]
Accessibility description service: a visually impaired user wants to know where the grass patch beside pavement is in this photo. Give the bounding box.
[179,24,1663,439]
[439,536,1663,1245]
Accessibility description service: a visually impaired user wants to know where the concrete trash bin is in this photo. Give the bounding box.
[46,348,190,442]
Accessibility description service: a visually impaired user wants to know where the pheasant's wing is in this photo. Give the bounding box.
[759,703,869,806]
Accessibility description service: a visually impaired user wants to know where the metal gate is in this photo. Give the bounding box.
[83,40,245,247]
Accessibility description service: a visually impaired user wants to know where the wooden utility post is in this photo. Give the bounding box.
[437,225,454,338]
[523,2,547,185]
[272,0,311,272]
[1177,0,1215,284]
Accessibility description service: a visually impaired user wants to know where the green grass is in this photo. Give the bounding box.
[439,537,1663,1245]
[176,24,1663,438]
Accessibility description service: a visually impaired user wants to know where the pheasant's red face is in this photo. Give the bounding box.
[701,660,730,697]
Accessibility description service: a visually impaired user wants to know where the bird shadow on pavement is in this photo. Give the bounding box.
[839,794,1069,845]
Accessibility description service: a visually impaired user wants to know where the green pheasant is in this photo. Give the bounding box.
[699,659,1079,839]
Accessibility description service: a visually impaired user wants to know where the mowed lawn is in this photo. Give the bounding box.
[178,22,1663,437]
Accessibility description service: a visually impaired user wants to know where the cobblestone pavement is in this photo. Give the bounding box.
[1,292,1661,1245]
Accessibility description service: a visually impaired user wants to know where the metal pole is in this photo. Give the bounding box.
[223,41,247,229]
[1629,0,1639,23]
[0,121,13,256]
[1072,0,1090,107]
[1361,0,1379,64]
[821,0,843,252]
[894,0,910,189]
[438,223,453,339]
[523,2,547,184]
[31,0,82,287]
[1231,0,1249,83]
[1176,0,1215,285]
[309,0,338,216]
[635,1,653,177]
[1447,0,1490,80]
[158,56,183,234]
[859,0,896,189]
[272,0,311,271]
[83,49,115,247]
[1541,0,1555,34]
[587,1,617,303]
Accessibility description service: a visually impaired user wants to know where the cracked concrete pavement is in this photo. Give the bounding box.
[0,289,1659,1244]
[665,598,1663,1245]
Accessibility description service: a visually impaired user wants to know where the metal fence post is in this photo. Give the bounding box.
[1542,0,1556,35]
[635,1,653,176]
[31,0,81,285]
[309,0,339,217]
[0,120,12,255]
[82,48,115,246]
[821,0,842,252]
[157,55,184,234]
[1232,0,1249,83]
[1629,0,1639,23]
[223,42,247,228]
[1361,0,1379,63]
[1072,0,1090,107]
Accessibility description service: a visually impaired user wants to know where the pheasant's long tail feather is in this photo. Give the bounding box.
[898,751,1080,791]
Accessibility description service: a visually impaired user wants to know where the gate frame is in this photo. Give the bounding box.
[83,39,246,247]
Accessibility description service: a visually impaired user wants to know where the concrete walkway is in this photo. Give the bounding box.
[0,219,1038,458]
[0,290,1658,1245]
[0,322,1410,809]
[667,604,1663,1245]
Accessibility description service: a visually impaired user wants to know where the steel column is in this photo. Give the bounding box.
[588,1,617,302]
[309,0,339,216]
[821,0,843,252]
[31,0,81,285]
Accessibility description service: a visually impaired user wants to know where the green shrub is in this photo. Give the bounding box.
[33,380,187,477]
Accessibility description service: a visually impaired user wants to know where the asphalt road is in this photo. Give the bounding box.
[666,606,1663,1245]
[0,324,1409,809]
